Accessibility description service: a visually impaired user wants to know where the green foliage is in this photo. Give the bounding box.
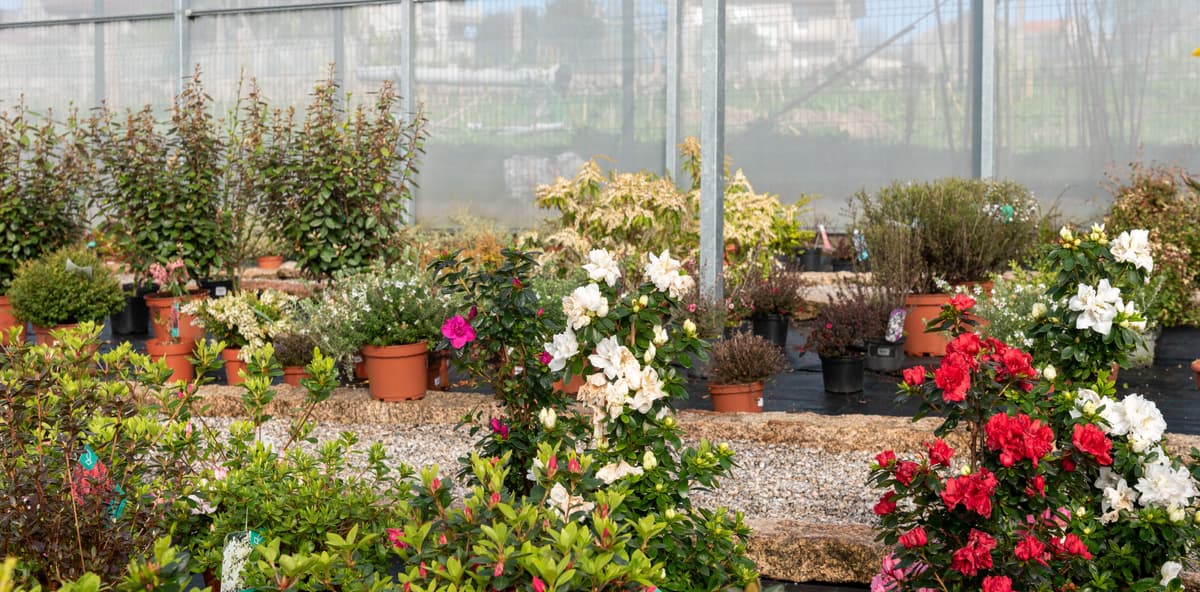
[768,207,816,257]
[91,68,230,281]
[1103,163,1200,327]
[857,177,1042,294]
[260,68,428,280]
[7,246,125,326]
[967,264,1055,350]
[0,101,90,293]
[0,325,224,587]
[183,288,298,350]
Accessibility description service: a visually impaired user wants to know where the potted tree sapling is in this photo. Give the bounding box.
[706,331,788,413]
[8,247,124,346]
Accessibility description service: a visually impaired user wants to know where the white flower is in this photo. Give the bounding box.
[1031,302,1048,319]
[682,319,697,337]
[1169,504,1187,523]
[582,249,621,287]
[1042,365,1057,381]
[1161,561,1182,587]
[1069,279,1122,336]
[595,460,644,484]
[1136,460,1198,508]
[652,325,669,346]
[642,449,658,471]
[1072,388,1103,419]
[1097,395,1130,436]
[1122,394,1166,445]
[1117,299,1147,332]
[643,342,656,364]
[629,367,666,414]
[643,250,694,298]
[544,330,579,372]
[1100,478,1138,520]
[562,294,588,330]
[1094,467,1120,491]
[1110,229,1154,273]
[538,407,557,430]
[547,483,594,521]
[574,283,609,317]
[604,378,631,418]
[589,336,626,380]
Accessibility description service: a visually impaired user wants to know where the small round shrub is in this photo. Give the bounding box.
[707,331,788,385]
[273,332,316,367]
[8,247,125,327]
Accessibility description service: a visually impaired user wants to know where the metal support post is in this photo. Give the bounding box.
[699,0,725,302]
[665,0,681,181]
[94,0,105,107]
[621,0,635,164]
[971,0,995,179]
[400,0,416,223]
[333,8,345,91]
[174,0,190,97]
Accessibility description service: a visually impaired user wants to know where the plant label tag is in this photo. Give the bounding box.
[818,224,832,251]
[756,397,763,408]
[79,445,99,470]
[215,286,228,297]
[222,530,264,592]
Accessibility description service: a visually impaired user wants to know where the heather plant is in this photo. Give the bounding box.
[272,331,316,367]
[708,331,787,385]
[742,264,808,317]
[806,282,889,359]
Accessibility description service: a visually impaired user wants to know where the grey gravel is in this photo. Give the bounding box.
[197,418,879,526]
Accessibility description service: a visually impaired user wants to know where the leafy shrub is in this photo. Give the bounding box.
[857,178,1042,294]
[1104,163,1200,326]
[741,265,808,316]
[963,265,1055,350]
[0,325,224,586]
[260,69,428,280]
[708,331,788,385]
[8,247,125,327]
[0,101,90,293]
[183,288,297,350]
[805,282,890,358]
[272,331,316,367]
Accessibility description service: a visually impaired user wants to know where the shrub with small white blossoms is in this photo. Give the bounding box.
[183,288,297,354]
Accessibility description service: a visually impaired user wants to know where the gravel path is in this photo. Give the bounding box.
[198,417,879,526]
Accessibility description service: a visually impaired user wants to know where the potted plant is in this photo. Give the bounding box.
[144,260,207,344]
[0,102,90,343]
[356,260,449,401]
[742,265,806,349]
[857,178,1041,356]
[706,331,788,413]
[806,287,883,394]
[184,288,297,385]
[143,307,195,383]
[8,247,124,345]
[273,331,316,386]
[768,206,816,267]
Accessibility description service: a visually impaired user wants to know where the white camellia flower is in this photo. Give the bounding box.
[572,283,609,319]
[582,249,621,286]
[1123,394,1166,445]
[547,483,594,521]
[544,330,579,372]
[538,407,557,430]
[1161,561,1183,587]
[1136,460,1198,508]
[595,460,644,484]
[1068,279,1122,336]
[1110,229,1154,273]
[589,336,626,379]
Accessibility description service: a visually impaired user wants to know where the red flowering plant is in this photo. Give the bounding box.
[869,294,1197,591]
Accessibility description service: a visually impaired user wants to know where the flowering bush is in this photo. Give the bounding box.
[742,265,808,316]
[183,288,297,351]
[806,282,889,358]
[149,259,190,297]
[870,237,1199,591]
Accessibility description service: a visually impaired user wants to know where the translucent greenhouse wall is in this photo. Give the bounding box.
[1,0,1198,226]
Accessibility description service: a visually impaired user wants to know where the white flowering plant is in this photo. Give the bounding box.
[1026,225,1151,384]
[183,288,297,351]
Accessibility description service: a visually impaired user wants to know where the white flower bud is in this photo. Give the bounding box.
[1168,505,1186,523]
[682,319,697,337]
[1060,226,1073,240]
[652,324,669,346]
[1031,302,1048,319]
[538,407,557,430]
[1043,365,1057,381]
[643,450,658,471]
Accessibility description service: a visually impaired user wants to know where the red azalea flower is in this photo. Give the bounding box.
[533,577,546,592]
[875,450,897,468]
[873,491,898,516]
[386,528,408,549]
[949,293,976,312]
[984,412,1054,468]
[512,277,522,288]
[925,439,954,467]
[895,461,920,486]
[899,526,928,548]
[902,366,926,386]
[1062,457,1076,472]
[942,468,998,517]
[982,575,1013,592]
[950,529,996,576]
[1025,475,1046,498]
[1072,423,1113,465]
[1050,533,1092,560]
[946,332,982,362]
[934,361,971,402]
[997,347,1036,381]
[1014,533,1049,565]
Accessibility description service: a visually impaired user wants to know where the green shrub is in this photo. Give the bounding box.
[8,247,125,327]
[857,178,1042,294]
[1103,163,1200,327]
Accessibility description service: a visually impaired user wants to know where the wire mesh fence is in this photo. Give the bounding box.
[1,0,1198,225]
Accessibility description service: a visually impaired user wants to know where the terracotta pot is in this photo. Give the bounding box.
[427,351,451,391]
[283,366,310,387]
[554,373,587,395]
[354,354,368,380]
[145,292,206,343]
[256,255,284,270]
[362,342,429,401]
[33,323,79,346]
[903,293,952,357]
[708,381,764,413]
[221,348,247,386]
[1191,360,1200,389]
[145,340,195,383]
[0,295,20,345]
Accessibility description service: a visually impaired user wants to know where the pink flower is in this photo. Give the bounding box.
[537,307,544,317]
[687,303,698,313]
[490,417,509,440]
[386,528,408,549]
[493,560,505,577]
[468,305,478,320]
[512,277,522,288]
[540,351,552,365]
[568,456,582,473]
[532,577,546,592]
[441,315,477,349]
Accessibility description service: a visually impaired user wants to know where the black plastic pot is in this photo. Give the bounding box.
[800,248,824,271]
[831,258,853,272]
[865,338,906,373]
[198,278,234,299]
[751,313,790,349]
[821,356,865,393]
[110,284,157,336]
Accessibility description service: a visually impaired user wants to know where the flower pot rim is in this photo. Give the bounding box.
[146,340,193,353]
[362,342,429,357]
[707,380,765,392]
[145,289,208,302]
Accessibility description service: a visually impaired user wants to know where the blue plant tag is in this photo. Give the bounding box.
[79,446,99,470]
[1000,204,1015,222]
[107,484,126,520]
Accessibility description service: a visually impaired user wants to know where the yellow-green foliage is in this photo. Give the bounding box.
[534,137,811,276]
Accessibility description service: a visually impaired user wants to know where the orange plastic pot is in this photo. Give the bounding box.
[1191,359,1200,389]
[0,295,20,345]
[362,342,429,401]
[146,340,195,383]
[33,323,79,346]
[554,373,586,395]
[145,292,207,343]
[903,293,952,357]
[283,366,310,387]
[256,255,284,270]
[221,348,247,386]
[708,382,764,413]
